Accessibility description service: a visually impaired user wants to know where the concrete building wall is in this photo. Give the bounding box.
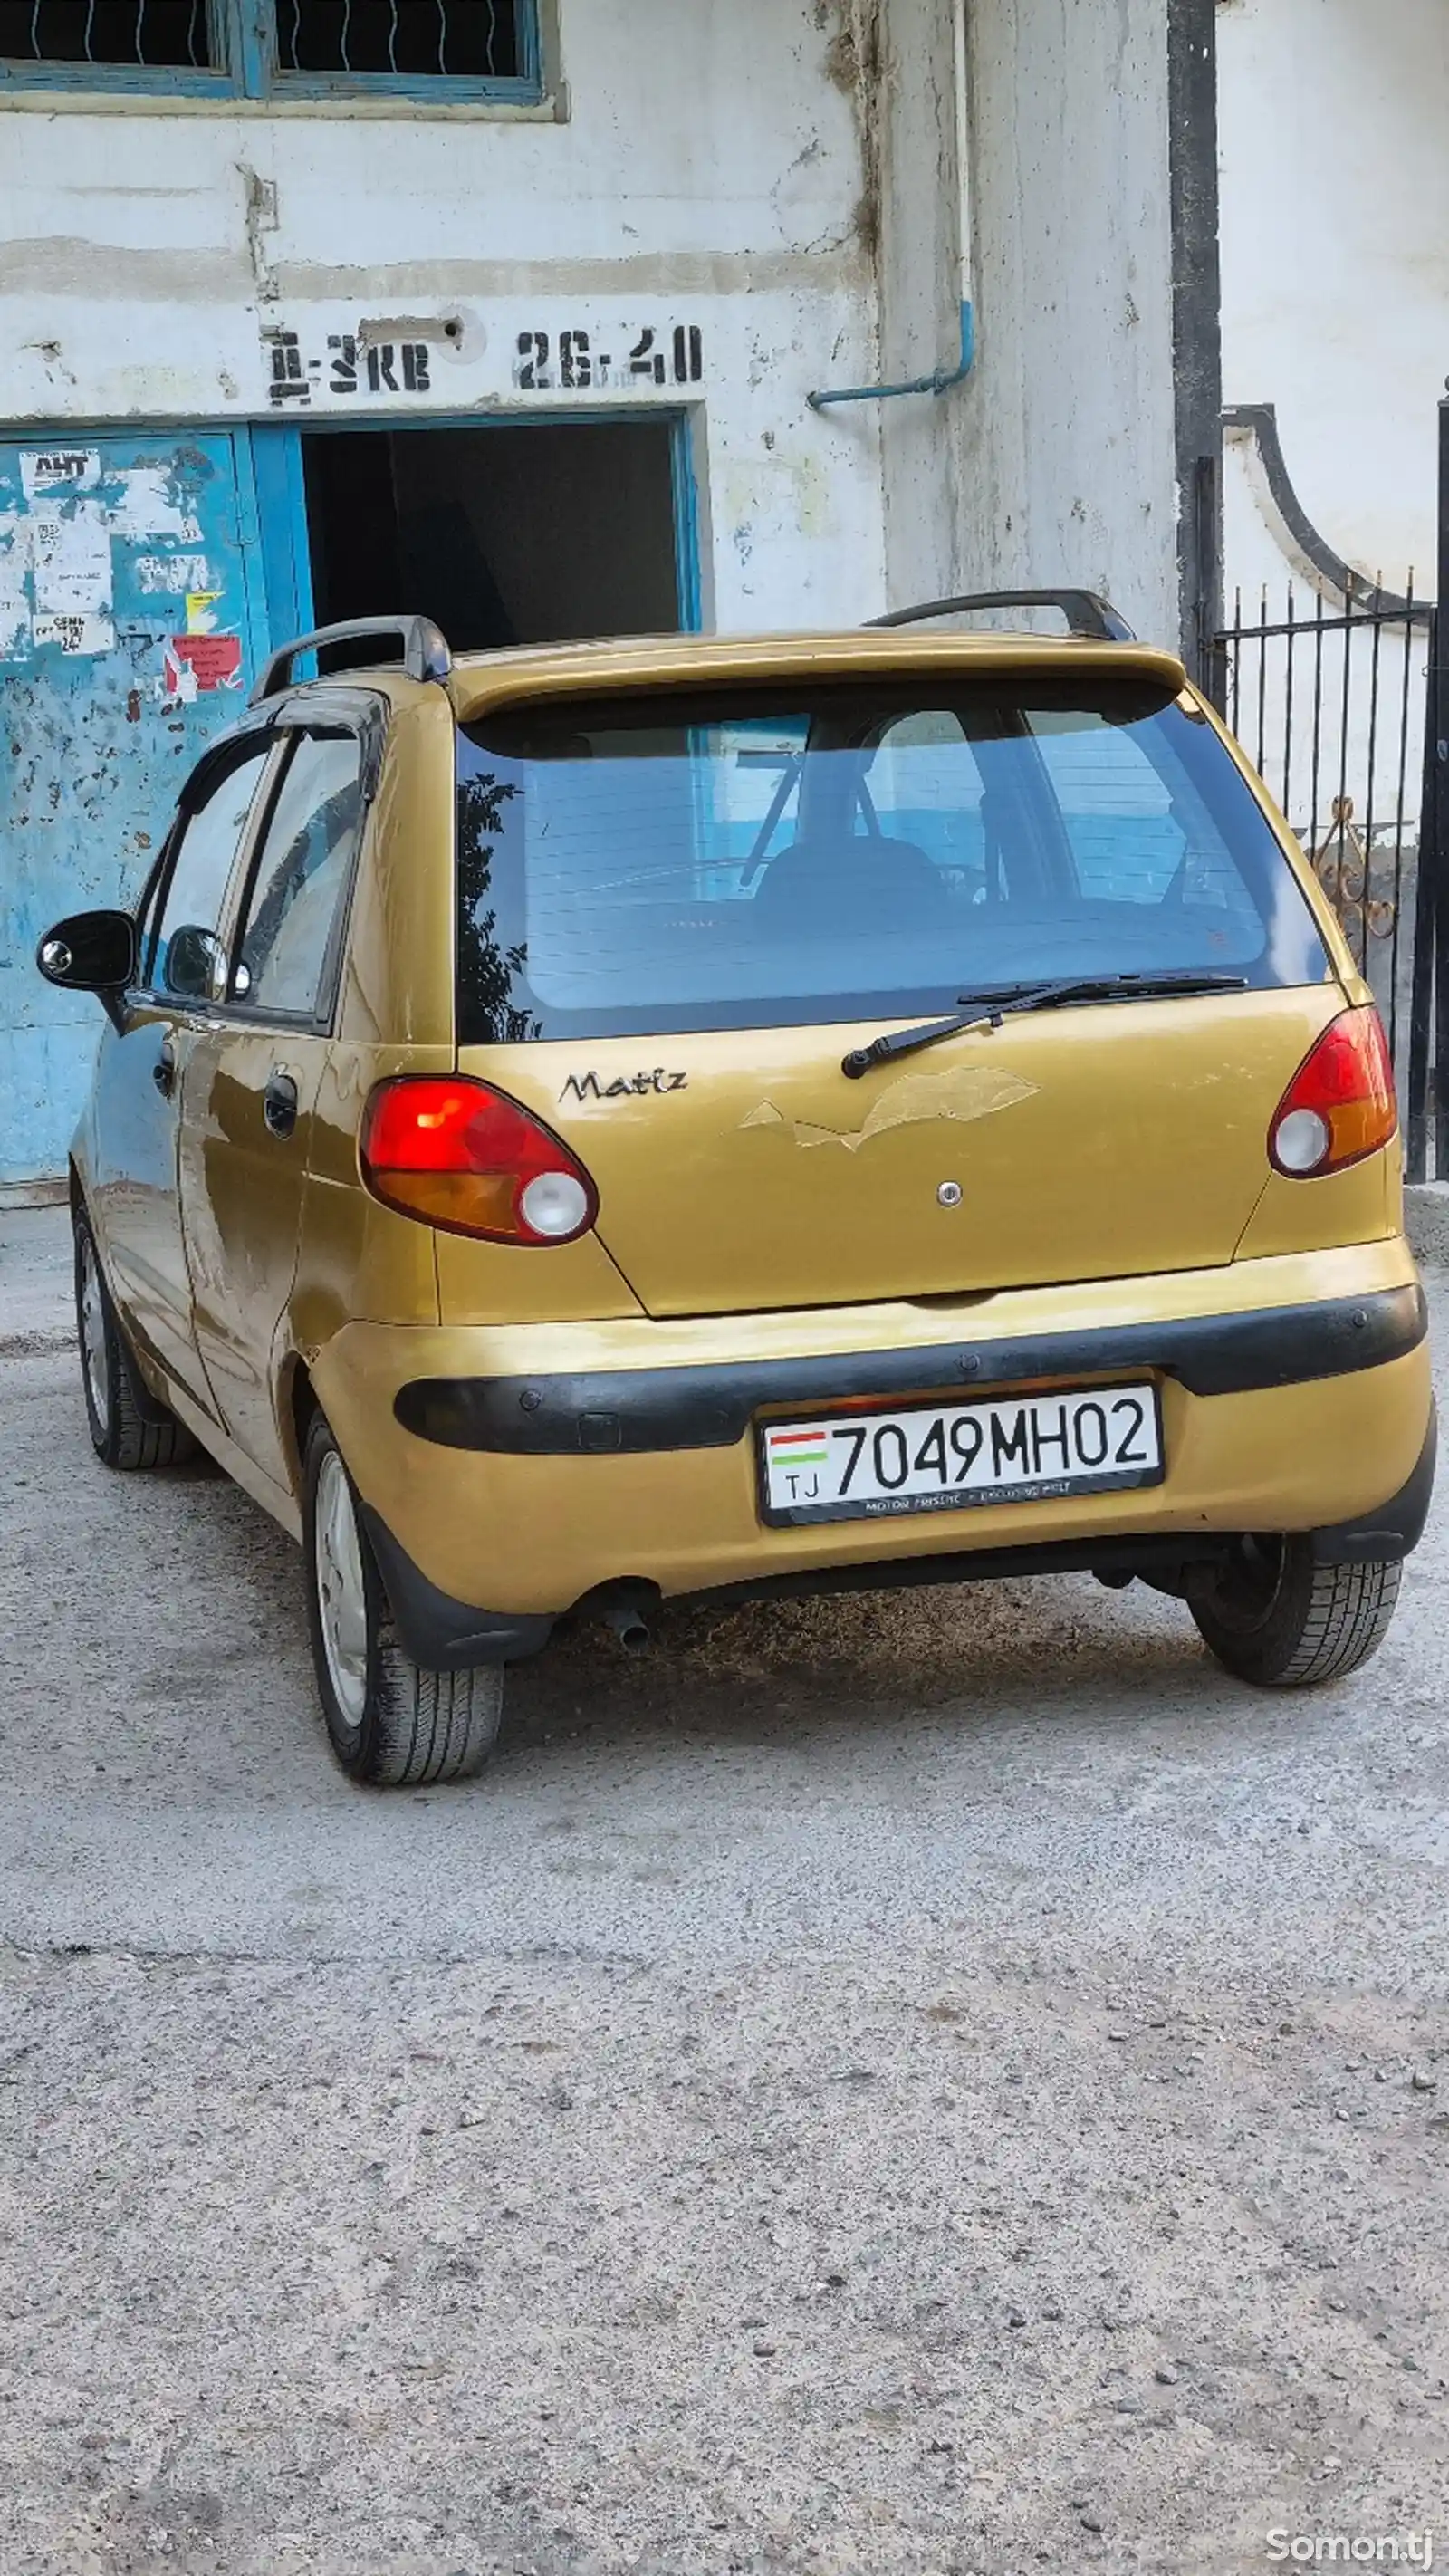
[0,0,1207,657]
[0,0,888,630]
[873,0,1185,652]
[0,0,1207,1186]
[1218,0,1449,590]
[1214,0,1446,1052]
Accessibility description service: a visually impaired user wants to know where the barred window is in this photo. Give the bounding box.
[1,0,538,86]
[276,0,523,81]
[0,0,216,62]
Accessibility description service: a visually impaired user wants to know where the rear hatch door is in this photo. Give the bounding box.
[463,986,1343,1315]
[453,654,1339,1317]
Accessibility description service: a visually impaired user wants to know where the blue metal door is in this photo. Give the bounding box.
[0,431,273,1187]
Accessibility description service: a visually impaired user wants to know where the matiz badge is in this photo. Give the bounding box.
[561,1070,688,1101]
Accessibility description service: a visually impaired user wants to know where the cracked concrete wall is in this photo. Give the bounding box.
[0,0,1190,640]
[952,0,1178,644]
[874,0,964,607]
[871,0,1179,646]
[0,0,888,631]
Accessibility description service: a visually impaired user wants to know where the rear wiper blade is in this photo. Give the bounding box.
[840,971,1250,1080]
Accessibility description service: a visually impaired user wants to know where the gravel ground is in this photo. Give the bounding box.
[2,1206,1447,2574]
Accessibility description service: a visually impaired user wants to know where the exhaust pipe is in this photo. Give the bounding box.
[603,1600,652,1656]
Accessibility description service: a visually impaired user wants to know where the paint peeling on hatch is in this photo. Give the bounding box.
[738,1062,1040,1152]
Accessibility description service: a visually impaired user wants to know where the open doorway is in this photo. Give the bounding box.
[300,418,686,650]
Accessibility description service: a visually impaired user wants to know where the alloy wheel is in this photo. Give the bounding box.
[78,1232,110,1427]
[314,1448,369,1726]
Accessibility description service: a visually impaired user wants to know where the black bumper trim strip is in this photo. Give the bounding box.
[393,1281,1426,1457]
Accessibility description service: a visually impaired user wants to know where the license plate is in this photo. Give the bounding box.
[758,1383,1164,1526]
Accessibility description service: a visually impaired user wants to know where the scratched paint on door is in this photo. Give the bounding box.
[0,434,270,1187]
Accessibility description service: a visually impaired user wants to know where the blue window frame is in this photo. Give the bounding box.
[0,0,542,100]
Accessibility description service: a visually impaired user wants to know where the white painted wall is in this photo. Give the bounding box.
[874,0,1181,652]
[0,0,887,632]
[1219,0,1449,590]
[0,0,1196,642]
[1215,0,1445,1045]
[873,0,964,607]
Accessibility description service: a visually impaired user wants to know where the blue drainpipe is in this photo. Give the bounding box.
[807,299,975,410]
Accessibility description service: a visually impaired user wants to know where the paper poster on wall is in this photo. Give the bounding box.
[20,448,101,502]
[163,632,243,700]
[29,499,114,656]
[131,552,215,598]
[105,467,203,545]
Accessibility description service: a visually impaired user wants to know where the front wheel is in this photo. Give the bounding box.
[74,1209,195,1471]
[302,1413,504,1786]
[1189,1534,1401,1687]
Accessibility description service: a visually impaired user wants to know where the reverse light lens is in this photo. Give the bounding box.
[1272,1106,1333,1175]
[518,1170,590,1238]
[360,1077,598,1245]
[1268,1006,1397,1178]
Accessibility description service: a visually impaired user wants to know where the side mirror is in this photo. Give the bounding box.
[36,909,137,995]
[160,923,224,1001]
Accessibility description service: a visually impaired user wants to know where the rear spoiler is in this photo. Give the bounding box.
[868,590,1136,643]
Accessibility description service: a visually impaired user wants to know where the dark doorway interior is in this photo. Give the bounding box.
[301,419,682,653]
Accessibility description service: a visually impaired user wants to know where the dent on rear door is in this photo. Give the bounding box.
[179,1031,329,1496]
[90,1004,219,1416]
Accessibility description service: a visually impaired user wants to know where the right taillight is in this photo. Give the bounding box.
[1268,1005,1397,1177]
[360,1076,599,1244]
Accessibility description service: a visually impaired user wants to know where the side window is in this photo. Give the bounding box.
[232,733,364,1021]
[1025,708,1183,900]
[869,710,987,880]
[149,745,273,1001]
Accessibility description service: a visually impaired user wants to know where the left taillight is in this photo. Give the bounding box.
[360,1077,599,1245]
[1268,1004,1398,1178]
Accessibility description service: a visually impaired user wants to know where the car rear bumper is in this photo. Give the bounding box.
[310,1237,1435,1648]
[392,1281,1425,1455]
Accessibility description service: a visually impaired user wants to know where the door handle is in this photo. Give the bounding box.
[264,1069,299,1139]
[152,1039,177,1098]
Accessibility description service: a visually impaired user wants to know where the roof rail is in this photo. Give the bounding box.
[868,590,1136,644]
[251,614,452,705]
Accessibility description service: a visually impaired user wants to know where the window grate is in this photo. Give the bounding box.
[0,0,215,62]
[276,0,523,79]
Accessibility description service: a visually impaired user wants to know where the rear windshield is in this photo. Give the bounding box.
[455,678,1329,1043]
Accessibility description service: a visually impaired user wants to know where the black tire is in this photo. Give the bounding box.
[74,1209,196,1471]
[1189,1533,1401,1687]
[301,1412,504,1786]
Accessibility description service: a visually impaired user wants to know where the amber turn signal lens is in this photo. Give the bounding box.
[360,1077,599,1245]
[1268,1006,1397,1178]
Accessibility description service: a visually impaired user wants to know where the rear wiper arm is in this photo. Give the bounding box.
[840,971,1250,1079]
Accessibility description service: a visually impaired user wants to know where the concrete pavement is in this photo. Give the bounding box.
[1,1206,1446,2573]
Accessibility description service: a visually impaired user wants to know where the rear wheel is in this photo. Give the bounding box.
[302,1413,504,1786]
[1189,1533,1401,1687]
[74,1209,195,1471]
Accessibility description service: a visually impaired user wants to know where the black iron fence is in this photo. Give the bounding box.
[1214,390,1449,1177]
[1407,392,1449,1181]
[1215,577,1429,1080]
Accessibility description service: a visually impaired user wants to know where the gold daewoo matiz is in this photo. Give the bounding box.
[38,595,1435,1786]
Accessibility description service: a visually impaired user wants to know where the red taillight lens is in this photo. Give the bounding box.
[360,1077,598,1245]
[1268,1006,1397,1178]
